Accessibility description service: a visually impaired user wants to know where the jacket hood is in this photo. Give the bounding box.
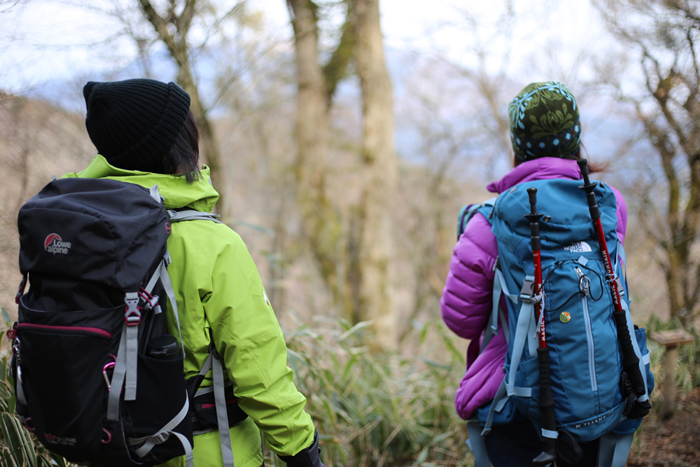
[487,157,582,194]
[62,155,219,212]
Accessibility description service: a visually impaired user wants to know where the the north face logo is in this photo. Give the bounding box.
[44,233,72,255]
[564,241,592,253]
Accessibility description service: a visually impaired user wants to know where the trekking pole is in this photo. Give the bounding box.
[577,159,651,419]
[526,188,557,466]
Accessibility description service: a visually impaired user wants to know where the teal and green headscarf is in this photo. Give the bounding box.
[508,81,581,162]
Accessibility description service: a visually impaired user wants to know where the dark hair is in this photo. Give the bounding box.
[164,109,201,183]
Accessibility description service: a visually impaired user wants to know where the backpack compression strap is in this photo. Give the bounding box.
[191,344,235,467]
[128,396,194,467]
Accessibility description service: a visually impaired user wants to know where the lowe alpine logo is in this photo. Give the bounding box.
[564,241,592,253]
[44,233,72,255]
[44,432,77,446]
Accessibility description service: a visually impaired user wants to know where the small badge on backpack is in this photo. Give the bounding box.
[560,312,571,323]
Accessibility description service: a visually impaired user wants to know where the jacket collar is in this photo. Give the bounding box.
[487,157,582,194]
[62,155,220,213]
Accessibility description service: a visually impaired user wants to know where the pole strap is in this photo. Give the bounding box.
[107,328,128,421]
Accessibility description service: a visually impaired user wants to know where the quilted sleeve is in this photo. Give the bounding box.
[440,212,499,340]
[610,186,627,245]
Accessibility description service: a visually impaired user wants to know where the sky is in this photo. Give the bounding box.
[0,0,613,95]
[0,0,652,190]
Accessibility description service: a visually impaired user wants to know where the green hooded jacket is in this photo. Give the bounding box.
[63,155,316,467]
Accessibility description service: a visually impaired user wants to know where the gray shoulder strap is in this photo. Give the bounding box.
[168,209,222,224]
[466,418,490,467]
[211,346,235,467]
[149,185,163,202]
[597,432,634,467]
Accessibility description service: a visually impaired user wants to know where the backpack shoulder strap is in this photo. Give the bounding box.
[597,432,635,467]
[168,209,222,224]
[457,197,497,240]
[186,337,234,467]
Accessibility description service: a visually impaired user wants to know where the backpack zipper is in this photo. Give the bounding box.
[17,323,112,339]
[575,267,597,392]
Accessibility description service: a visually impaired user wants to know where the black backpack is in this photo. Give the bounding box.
[9,178,244,467]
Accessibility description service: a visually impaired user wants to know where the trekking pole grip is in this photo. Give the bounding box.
[526,188,543,251]
[577,159,601,221]
[528,187,538,212]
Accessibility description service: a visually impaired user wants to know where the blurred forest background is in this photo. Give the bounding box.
[1,0,700,466]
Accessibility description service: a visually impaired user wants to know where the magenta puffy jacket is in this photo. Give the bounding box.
[440,157,628,420]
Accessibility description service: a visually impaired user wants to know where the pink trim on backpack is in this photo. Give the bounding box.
[201,398,238,409]
[17,323,112,338]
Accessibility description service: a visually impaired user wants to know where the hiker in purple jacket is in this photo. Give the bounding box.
[440,82,627,467]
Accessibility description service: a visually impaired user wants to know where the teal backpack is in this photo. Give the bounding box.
[459,178,654,467]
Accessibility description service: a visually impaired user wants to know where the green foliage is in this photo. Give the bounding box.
[0,307,73,467]
[279,317,473,467]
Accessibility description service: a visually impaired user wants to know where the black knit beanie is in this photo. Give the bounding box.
[83,79,191,173]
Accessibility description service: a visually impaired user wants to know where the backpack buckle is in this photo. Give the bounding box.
[124,295,141,326]
[605,273,626,298]
[520,278,543,305]
[125,312,141,325]
[616,277,625,297]
[152,432,170,444]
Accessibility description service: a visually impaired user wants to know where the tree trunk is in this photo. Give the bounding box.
[287,0,338,294]
[287,0,357,316]
[137,0,226,216]
[353,0,397,348]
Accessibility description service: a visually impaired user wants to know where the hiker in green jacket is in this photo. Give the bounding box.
[67,78,322,467]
